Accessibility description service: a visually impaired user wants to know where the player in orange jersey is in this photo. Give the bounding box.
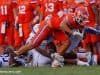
[14,0,39,48]
[39,0,63,21]
[0,0,16,46]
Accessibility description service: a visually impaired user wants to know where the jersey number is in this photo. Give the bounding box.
[0,5,7,15]
[45,3,54,12]
[18,5,26,14]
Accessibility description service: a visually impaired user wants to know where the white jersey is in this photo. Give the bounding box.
[0,54,10,67]
[28,49,51,67]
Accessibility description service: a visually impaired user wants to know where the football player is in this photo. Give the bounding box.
[14,0,39,48]
[0,0,16,46]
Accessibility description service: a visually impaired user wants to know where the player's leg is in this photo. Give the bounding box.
[59,51,89,66]
[91,34,98,65]
[23,23,31,43]
[82,34,92,64]
[53,31,70,56]
[6,24,14,46]
[15,24,51,56]
[97,27,100,64]
[66,33,82,53]
[0,22,5,46]
[14,27,23,49]
[51,31,70,67]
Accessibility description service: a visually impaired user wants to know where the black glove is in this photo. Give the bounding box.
[5,21,10,28]
[15,23,19,30]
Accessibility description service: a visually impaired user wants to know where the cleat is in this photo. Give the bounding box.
[51,53,64,67]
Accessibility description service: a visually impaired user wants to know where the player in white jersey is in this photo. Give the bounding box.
[27,48,51,67]
[0,54,10,67]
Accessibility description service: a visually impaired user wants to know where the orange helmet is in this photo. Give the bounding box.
[74,6,89,25]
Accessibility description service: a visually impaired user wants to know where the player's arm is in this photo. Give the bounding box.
[12,1,18,21]
[12,3,19,30]
[59,19,73,35]
[59,18,83,38]
[36,41,57,58]
[30,4,40,27]
[38,5,44,22]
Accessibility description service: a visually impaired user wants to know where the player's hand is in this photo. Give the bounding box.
[14,23,19,30]
[72,31,83,38]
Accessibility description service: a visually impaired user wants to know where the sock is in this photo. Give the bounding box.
[86,52,92,63]
[77,59,89,66]
[93,54,98,65]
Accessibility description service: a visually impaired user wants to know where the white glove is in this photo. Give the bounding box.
[72,31,83,38]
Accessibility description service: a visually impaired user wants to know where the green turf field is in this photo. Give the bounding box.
[0,66,100,75]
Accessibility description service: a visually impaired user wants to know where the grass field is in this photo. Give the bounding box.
[0,66,100,75]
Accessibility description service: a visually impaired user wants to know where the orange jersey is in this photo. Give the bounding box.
[17,0,37,23]
[62,0,88,14]
[50,14,66,30]
[40,0,62,17]
[63,1,77,14]
[86,0,96,4]
[38,0,43,4]
[80,4,95,27]
[86,4,96,27]
[0,0,15,22]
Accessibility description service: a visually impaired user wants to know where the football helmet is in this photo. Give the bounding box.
[75,6,89,25]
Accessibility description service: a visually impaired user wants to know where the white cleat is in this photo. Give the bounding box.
[77,60,89,66]
[51,53,64,67]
